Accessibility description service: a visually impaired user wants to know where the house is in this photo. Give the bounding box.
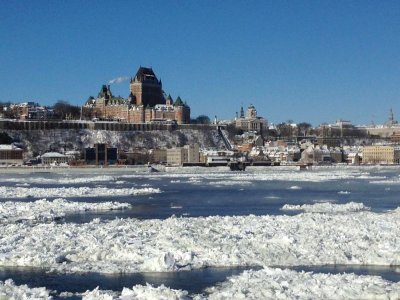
[41,152,70,165]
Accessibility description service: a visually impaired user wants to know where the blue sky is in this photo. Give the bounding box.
[1,1,399,125]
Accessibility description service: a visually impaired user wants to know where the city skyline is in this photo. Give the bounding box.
[1,1,399,126]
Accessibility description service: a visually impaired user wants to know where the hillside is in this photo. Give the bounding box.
[5,128,224,158]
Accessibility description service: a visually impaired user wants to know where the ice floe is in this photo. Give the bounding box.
[1,208,399,273]
[205,267,400,299]
[0,186,160,198]
[1,175,117,185]
[338,190,351,194]
[0,279,52,299]
[288,185,302,190]
[0,198,131,224]
[281,202,370,213]
[208,181,252,186]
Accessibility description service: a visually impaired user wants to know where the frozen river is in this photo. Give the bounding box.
[0,166,399,298]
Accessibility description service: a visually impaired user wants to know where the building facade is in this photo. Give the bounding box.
[235,104,267,133]
[0,145,23,165]
[85,143,118,166]
[166,144,199,166]
[362,146,400,164]
[84,67,190,124]
[41,152,70,165]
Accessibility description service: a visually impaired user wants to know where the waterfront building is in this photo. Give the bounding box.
[166,144,199,166]
[362,145,400,164]
[41,152,70,165]
[85,143,118,166]
[84,67,190,124]
[167,148,188,166]
[0,144,23,165]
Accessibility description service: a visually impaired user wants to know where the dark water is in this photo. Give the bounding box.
[58,167,400,222]
[0,167,399,296]
[0,266,255,298]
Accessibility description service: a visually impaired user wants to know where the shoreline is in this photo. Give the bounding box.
[0,163,399,174]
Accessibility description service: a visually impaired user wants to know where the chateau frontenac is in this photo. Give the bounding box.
[84,67,190,124]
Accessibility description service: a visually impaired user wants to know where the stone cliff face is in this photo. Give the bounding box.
[6,128,224,158]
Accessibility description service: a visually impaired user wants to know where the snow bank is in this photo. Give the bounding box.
[0,279,52,299]
[281,202,370,213]
[205,267,400,299]
[0,186,160,198]
[0,199,131,224]
[1,209,399,273]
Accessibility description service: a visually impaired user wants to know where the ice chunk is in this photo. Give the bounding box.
[0,279,52,299]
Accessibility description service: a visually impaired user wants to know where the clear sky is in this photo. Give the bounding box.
[1,1,399,125]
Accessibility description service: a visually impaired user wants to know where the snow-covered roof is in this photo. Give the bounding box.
[41,152,67,158]
[0,144,22,151]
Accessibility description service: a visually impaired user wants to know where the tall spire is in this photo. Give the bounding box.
[240,106,244,118]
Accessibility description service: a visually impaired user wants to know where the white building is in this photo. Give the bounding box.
[41,152,70,165]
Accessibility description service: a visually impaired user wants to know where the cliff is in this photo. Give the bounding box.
[5,128,224,158]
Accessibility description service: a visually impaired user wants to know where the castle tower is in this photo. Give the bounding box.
[129,67,164,107]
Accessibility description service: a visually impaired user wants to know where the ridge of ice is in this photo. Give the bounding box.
[281,202,370,213]
[0,198,131,224]
[1,209,399,273]
[0,186,161,198]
